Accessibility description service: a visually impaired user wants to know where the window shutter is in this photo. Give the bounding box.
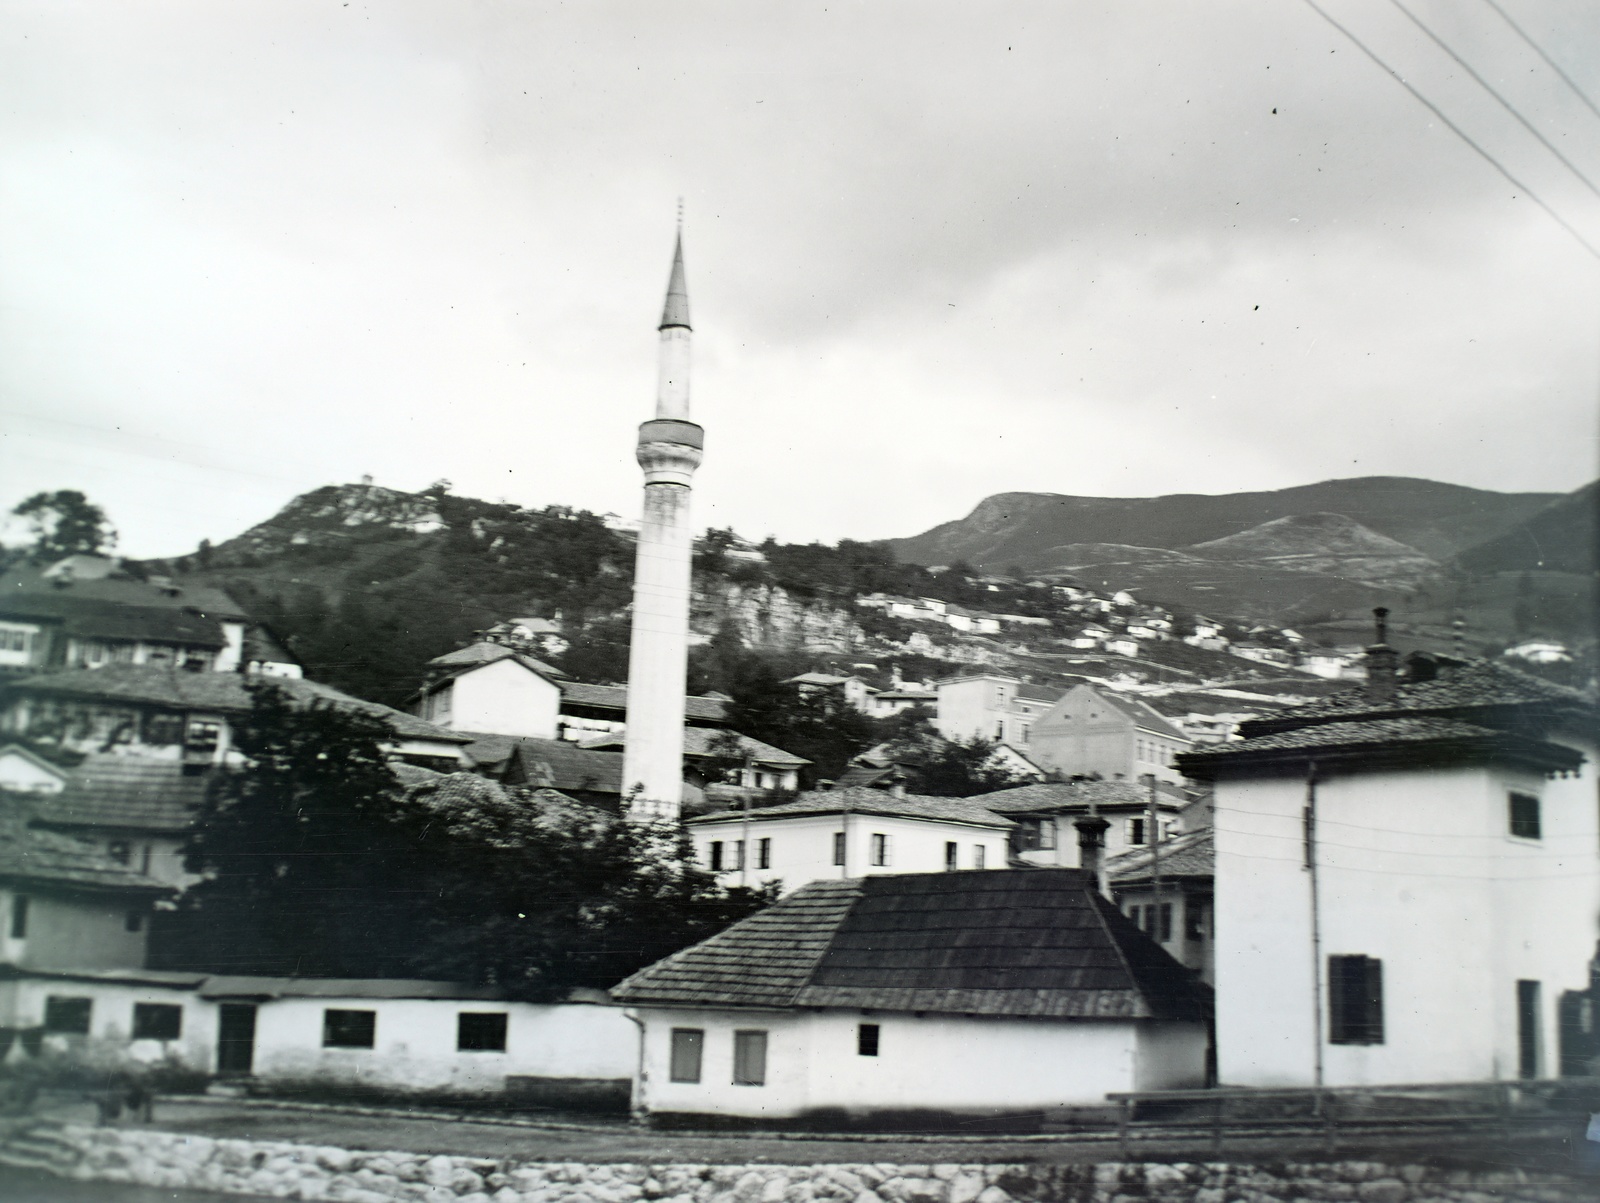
[733,1030,767,1086]
[1365,957,1385,1045]
[669,1028,703,1083]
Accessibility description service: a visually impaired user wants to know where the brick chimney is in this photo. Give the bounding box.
[1075,814,1111,897]
[1365,606,1399,704]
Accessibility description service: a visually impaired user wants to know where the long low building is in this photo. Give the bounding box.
[0,967,635,1106]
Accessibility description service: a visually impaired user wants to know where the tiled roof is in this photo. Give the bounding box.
[425,642,567,680]
[578,728,810,768]
[1108,829,1214,883]
[198,976,506,1001]
[613,870,1209,1021]
[4,666,469,745]
[457,733,627,796]
[1,566,248,622]
[1240,660,1593,736]
[0,794,173,895]
[1177,716,1584,778]
[1017,683,1062,703]
[558,681,728,723]
[979,780,1191,816]
[33,754,209,833]
[1093,691,1191,741]
[689,787,1012,829]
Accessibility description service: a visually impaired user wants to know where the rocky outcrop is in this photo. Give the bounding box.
[693,581,864,654]
[7,1122,1591,1202]
[210,483,445,565]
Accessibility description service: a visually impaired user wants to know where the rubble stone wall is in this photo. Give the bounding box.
[33,1125,1595,1203]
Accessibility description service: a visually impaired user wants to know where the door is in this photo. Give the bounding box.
[1516,980,1541,1079]
[217,1003,257,1075]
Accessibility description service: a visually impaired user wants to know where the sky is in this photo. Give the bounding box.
[2,1,1598,559]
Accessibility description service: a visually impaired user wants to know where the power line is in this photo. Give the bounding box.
[1479,0,1600,126]
[1390,0,1600,202]
[1301,0,1600,263]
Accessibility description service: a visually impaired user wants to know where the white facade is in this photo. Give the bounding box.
[630,1005,1207,1119]
[422,658,562,739]
[1213,746,1600,1087]
[690,811,1008,893]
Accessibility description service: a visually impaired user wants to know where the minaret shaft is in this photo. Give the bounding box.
[623,233,702,822]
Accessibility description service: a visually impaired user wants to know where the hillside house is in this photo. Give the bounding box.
[1228,642,1294,669]
[1505,641,1572,665]
[942,606,1002,635]
[687,788,1012,892]
[576,728,808,796]
[786,673,880,715]
[0,744,70,794]
[1178,633,1599,1089]
[1027,684,1193,784]
[1303,648,1366,680]
[1108,830,1214,985]
[0,794,172,973]
[0,665,470,772]
[864,686,937,720]
[934,674,1060,749]
[611,870,1211,1121]
[1105,638,1142,658]
[0,968,634,1102]
[981,780,1189,869]
[0,560,298,679]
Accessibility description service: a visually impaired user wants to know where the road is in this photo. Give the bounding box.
[0,1165,262,1202]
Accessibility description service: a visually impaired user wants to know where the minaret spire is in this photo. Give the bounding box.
[622,222,705,821]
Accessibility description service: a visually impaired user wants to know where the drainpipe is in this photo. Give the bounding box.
[1304,760,1325,1098]
[622,1009,648,1124]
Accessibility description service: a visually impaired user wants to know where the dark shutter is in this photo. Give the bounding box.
[732,1029,767,1085]
[132,1003,182,1041]
[1329,955,1384,1045]
[457,1012,508,1052]
[322,1009,376,1048]
[857,1023,880,1057]
[43,996,92,1035]
[669,1028,703,1083]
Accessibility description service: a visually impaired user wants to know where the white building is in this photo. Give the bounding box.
[611,870,1211,1122]
[686,788,1012,893]
[1180,645,1599,1088]
[934,674,1060,749]
[1025,683,1193,785]
[981,780,1190,869]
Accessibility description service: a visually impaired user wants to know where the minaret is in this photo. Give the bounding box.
[622,227,703,821]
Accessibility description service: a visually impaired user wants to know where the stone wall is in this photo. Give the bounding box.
[15,1124,1594,1203]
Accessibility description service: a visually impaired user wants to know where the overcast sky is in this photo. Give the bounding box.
[3,1,1598,558]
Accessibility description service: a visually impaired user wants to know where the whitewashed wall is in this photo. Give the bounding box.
[446,658,562,739]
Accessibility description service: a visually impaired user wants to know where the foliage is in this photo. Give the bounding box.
[158,684,773,996]
[11,490,117,560]
[870,710,1031,796]
[718,653,879,785]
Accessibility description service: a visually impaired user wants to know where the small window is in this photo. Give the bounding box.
[44,996,92,1035]
[709,841,724,871]
[1328,955,1384,1045]
[756,838,771,870]
[125,909,144,933]
[132,1003,182,1041]
[457,1012,508,1052]
[10,894,28,939]
[1155,902,1173,943]
[832,832,846,866]
[322,1009,376,1049]
[1185,899,1206,941]
[670,1028,704,1083]
[1517,980,1541,1079]
[944,841,958,872]
[1128,817,1146,846]
[108,840,132,865]
[858,1023,880,1057]
[1127,904,1143,930]
[870,833,890,867]
[732,840,745,870]
[1018,724,1031,745]
[733,1029,767,1086]
[1509,793,1541,840]
[973,844,986,870]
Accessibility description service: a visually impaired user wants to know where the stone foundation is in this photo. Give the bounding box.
[12,1125,1594,1203]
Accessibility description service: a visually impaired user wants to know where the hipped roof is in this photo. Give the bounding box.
[689,786,1012,830]
[612,868,1210,1021]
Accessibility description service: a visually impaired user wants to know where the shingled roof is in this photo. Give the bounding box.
[688,787,1012,830]
[558,681,728,724]
[1108,829,1214,884]
[979,780,1191,816]
[0,795,173,896]
[578,727,810,769]
[612,869,1209,1021]
[32,754,209,833]
[4,666,469,745]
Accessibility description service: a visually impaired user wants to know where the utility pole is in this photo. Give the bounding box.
[739,751,754,888]
[1304,760,1325,1095]
[1148,772,1163,940]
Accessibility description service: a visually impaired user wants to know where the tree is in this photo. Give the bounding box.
[11,490,116,561]
[158,682,774,995]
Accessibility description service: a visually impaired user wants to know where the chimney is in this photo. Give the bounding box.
[1074,814,1111,897]
[1365,607,1399,704]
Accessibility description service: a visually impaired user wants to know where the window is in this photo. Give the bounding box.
[870,833,891,867]
[1184,900,1206,941]
[10,894,28,939]
[858,1023,880,1057]
[322,1009,376,1049]
[457,1012,508,1052]
[1517,980,1541,1079]
[1509,792,1541,840]
[1127,904,1144,930]
[756,838,771,870]
[185,721,222,753]
[142,712,186,746]
[944,841,958,872]
[1018,724,1031,745]
[132,1003,182,1041]
[108,840,131,865]
[973,845,986,870]
[669,1028,704,1083]
[44,996,92,1035]
[732,1029,767,1086]
[1128,817,1146,846]
[709,841,724,871]
[125,909,144,933]
[1328,955,1384,1045]
[732,840,745,870]
[832,832,846,866]
[1154,902,1173,943]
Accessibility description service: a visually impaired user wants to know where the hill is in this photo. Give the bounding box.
[888,476,1557,570]
[1450,481,1598,576]
[1183,512,1437,588]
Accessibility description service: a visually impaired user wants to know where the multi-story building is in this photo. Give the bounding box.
[1027,683,1193,784]
[934,674,1060,750]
